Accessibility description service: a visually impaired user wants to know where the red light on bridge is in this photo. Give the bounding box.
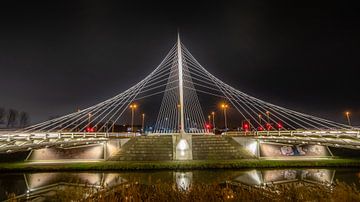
[258,126,263,131]
[242,121,250,132]
[205,124,211,129]
[277,122,283,130]
[266,123,272,130]
[86,127,95,132]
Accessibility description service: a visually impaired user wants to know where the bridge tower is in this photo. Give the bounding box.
[177,33,185,134]
[174,32,192,160]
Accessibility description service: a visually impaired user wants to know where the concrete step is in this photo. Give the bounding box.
[193,141,229,144]
[192,136,253,160]
[117,156,172,161]
[127,147,172,150]
[193,150,239,153]
[117,153,172,157]
[108,136,173,161]
[124,150,173,154]
[193,143,232,147]
[193,146,237,152]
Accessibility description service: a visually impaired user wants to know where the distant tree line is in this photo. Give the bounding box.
[0,107,30,128]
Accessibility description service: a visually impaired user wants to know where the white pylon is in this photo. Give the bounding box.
[177,32,185,134]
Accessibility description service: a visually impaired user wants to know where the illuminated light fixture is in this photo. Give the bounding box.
[177,139,189,156]
[86,127,95,132]
[246,141,258,155]
[265,123,272,130]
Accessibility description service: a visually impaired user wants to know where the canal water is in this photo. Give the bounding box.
[0,168,359,201]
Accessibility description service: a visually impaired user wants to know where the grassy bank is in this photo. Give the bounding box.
[1,158,360,172]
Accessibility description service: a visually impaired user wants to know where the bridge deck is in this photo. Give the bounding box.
[0,130,359,153]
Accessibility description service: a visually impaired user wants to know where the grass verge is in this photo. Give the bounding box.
[1,158,360,172]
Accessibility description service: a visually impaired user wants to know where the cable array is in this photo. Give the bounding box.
[13,37,357,135]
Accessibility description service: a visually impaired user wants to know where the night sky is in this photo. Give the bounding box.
[0,1,359,126]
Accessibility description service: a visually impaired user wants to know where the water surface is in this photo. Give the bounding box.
[0,168,359,201]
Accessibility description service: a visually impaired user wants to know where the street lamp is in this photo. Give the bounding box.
[258,114,262,124]
[345,111,351,126]
[142,113,145,133]
[265,111,272,130]
[266,111,270,123]
[221,103,229,132]
[129,104,137,133]
[211,112,215,133]
[207,115,211,133]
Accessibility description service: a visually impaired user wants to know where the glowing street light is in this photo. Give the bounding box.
[129,104,137,133]
[345,111,351,126]
[221,103,229,131]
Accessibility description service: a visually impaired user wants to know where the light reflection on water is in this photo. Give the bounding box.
[0,168,359,201]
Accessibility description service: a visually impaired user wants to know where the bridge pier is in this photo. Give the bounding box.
[174,133,193,160]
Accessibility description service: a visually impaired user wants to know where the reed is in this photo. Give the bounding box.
[9,180,360,202]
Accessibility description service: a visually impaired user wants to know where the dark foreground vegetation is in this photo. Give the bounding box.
[7,181,360,201]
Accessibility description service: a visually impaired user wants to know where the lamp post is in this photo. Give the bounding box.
[221,103,229,132]
[141,113,145,133]
[266,111,270,123]
[208,115,211,133]
[345,111,351,126]
[258,114,262,124]
[211,112,215,133]
[129,104,137,133]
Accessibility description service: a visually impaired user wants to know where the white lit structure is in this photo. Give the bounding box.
[177,33,185,134]
[0,34,359,155]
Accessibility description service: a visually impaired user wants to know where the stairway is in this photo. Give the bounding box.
[108,136,173,161]
[192,135,254,160]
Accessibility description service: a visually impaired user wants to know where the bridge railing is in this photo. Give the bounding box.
[0,132,139,142]
[225,130,360,138]
[225,130,360,149]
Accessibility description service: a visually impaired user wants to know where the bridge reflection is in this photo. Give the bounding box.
[231,169,334,187]
[1,169,337,201]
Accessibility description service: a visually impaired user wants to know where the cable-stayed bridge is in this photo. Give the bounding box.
[1,34,359,156]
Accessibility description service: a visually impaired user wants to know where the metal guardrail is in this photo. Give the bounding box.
[225,130,360,149]
[0,132,136,153]
[1,130,360,153]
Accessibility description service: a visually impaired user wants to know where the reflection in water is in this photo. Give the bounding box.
[26,173,127,191]
[234,169,334,186]
[1,168,359,201]
[175,172,192,191]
